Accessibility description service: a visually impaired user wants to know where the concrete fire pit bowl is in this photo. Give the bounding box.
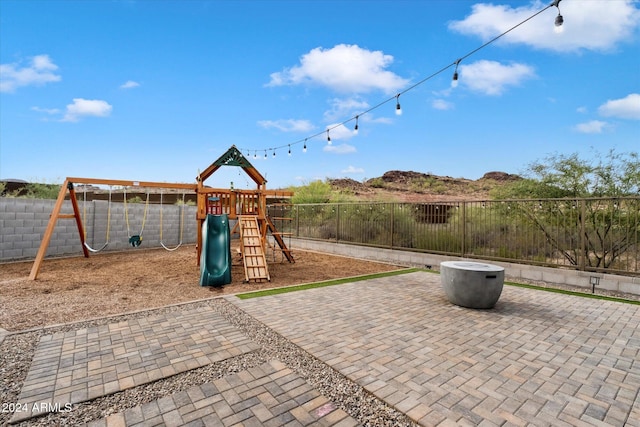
[440,261,505,309]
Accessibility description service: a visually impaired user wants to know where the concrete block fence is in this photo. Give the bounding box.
[0,198,198,261]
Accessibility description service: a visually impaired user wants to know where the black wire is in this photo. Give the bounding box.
[242,1,556,154]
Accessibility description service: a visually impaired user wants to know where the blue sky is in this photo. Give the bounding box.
[1,0,639,190]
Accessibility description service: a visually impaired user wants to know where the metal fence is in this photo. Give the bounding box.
[270,197,640,276]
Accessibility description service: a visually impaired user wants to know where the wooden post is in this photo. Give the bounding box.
[68,182,90,259]
[196,179,205,266]
[29,180,70,280]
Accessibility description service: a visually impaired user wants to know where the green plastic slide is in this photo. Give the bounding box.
[199,214,232,286]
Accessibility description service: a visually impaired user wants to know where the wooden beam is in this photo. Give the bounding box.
[29,180,70,280]
[66,177,197,191]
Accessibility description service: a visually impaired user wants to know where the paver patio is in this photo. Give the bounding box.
[11,306,258,423]
[231,271,640,426]
[7,270,640,426]
[87,360,357,427]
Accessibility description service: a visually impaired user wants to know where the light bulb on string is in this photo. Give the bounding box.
[553,0,564,32]
[303,139,307,153]
[288,145,291,156]
[452,59,461,88]
[273,150,276,158]
[327,129,332,145]
[254,151,257,159]
[395,94,402,116]
[264,150,267,159]
[354,116,359,135]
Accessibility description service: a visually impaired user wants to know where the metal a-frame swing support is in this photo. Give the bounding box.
[29,177,197,280]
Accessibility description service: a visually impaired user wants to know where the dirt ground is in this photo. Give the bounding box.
[0,243,402,331]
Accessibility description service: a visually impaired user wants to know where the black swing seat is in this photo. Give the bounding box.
[129,235,142,247]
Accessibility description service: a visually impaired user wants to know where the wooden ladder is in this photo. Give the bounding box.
[239,216,270,282]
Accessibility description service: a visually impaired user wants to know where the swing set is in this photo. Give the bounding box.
[29,177,196,280]
[29,144,295,281]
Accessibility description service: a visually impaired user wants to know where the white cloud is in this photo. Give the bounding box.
[120,80,140,89]
[449,1,640,53]
[598,93,640,120]
[574,120,608,134]
[257,119,315,132]
[31,106,61,115]
[324,97,370,122]
[576,106,588,114]
[267,44,409,94]
[323,143,357,154]
[432,99,454,110]
[341,165,364,174]
[326,123,356,141]
[459,60,535,96]
[0,54,61,93]
[62,98,113,122]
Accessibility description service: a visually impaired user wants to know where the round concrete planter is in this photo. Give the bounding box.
[440,261,505,309]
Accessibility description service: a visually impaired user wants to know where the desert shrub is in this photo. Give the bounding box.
[127,196,144,204]
[409,176,446,194]
[20,183,61,199]
[368,178,386,188]
[290,180,355,204]
[415,229,462,253]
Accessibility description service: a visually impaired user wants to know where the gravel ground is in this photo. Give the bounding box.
[1,298,416,427]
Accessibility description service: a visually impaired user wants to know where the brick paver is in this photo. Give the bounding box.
[86,360,358,427]
[10,305,259,423]
[9,270,640,426]
[231,271,640,426]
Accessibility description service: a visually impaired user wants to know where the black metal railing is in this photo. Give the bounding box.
[270,197,640,276]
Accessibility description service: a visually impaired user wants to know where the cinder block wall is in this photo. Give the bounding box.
[0,199,198,261]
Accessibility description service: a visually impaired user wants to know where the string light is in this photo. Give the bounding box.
[254,151,257,159]
[273,150,276,158]
[264,150,267,159]
[553,0,563,25]
[452,59,461,88]
[239,0,564,157]
[288,144,291,156]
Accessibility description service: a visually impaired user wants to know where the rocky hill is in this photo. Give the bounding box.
[329,170,521,202]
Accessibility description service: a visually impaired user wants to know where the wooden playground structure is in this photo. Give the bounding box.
[29,146,294,282]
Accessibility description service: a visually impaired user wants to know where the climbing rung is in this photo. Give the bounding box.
[239,215,270,282]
